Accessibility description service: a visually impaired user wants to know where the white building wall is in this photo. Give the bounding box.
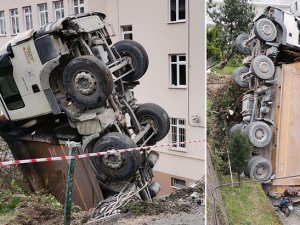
[105,0,205,186]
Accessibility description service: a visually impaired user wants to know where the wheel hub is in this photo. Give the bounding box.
[256,166,266,176]
[74,71,97,95]
[258,61,270,73]
[255,129,264,140]
[103,153,124,169]
[261,24,272,36]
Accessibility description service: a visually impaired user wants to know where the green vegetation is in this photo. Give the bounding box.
[219,176,282,225]
[207,0,255,68]
[0,197,21,215]
[228,131,252,182]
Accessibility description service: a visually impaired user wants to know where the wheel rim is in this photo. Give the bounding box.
[102,147,125,170]
[74,71,97,96]
[258,61,270,74]
[139,115,159,131]
[255,165,267,179]
[255,128,265,141]
[260,24,273,38]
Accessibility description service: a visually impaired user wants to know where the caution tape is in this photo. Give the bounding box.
[0,140,204,167]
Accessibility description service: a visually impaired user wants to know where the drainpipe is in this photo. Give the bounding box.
[187,0,205,128]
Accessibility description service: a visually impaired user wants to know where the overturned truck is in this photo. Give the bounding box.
[0,12,170,209]
[233,6,300,195]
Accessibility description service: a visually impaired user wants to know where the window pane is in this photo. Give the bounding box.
[179,65,186,85]
[123,25,132,31]
[179,0,186,20]
[171,55,176,62]
[170,0,176,21]
[179,55,186,61]
[171,64,177,85]
[80,0,84,4]
[75,8,78,14]
[74,0,78,6]
[80,7,84,13]
[124,33,133,40]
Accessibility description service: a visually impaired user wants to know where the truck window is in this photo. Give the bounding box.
[0,54,24,110]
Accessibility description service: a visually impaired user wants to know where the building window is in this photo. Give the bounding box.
[38,3,49,27]
[171,177,186,188]
[54,1,64,20]
[0,11,6,35]
[74,0,85,14]
[170,54,187,87]
[170,0,186,22]
[10,9,19,35]
[121,25,133,40]
[23,7,33,30]
[170,118,186,151]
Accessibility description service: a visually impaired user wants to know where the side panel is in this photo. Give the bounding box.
[273,63,300,185]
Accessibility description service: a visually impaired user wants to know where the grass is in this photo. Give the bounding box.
[0,197,21,215]
[219,175,282,225]
[211,64,236,75]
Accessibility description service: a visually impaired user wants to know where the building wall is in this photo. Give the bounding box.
[105,0,205,195]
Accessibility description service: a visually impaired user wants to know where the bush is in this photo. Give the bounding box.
[228,131,252,182]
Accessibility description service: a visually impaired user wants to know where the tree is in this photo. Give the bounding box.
[228,131,252,183]
[207,0,255,68]
[207,25,222,64]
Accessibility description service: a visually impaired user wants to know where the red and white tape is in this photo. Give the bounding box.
[0,140,204,167]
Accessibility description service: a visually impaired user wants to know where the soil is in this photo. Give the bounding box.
[87,180,205,225]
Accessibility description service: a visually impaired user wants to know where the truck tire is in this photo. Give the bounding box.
[254,18,277,42]
[249,156,272,182]
[113,40,149,82]
[245,156,261,177]
[63,55,113,109]
[90,132,142,180]
[236,33,251,55]
[247,121,272,148]
[233,66,250,88]
[229,123,244,136]
[133,103,170,144]
[251,55,275,80]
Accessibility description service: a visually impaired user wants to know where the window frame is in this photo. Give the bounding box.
[38,3,49,27]
[169,54,187,88]
[54,0,64,20]
[170,117,186,151]
[10,9,19,35]
[169,0,186,23]
[0,11,6,36]
[121,25,133,40]
[74,0,85,14]
[171,177,186,189]
[23,6,33,31]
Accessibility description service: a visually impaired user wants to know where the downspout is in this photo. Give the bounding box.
[187,0,205,128]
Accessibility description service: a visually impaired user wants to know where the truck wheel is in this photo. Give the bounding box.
[229,123,244,136]
[113,40,149,82]
[233,66,250,88]
[254,18,277,42]
[247,121,272,148]
[133,103,170,144]
[90,132,141,180]
[249,156,272,182]
[236,33,251,55]
[245,156,261,177]
[251,55,275,80]
[63,55,113,108]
